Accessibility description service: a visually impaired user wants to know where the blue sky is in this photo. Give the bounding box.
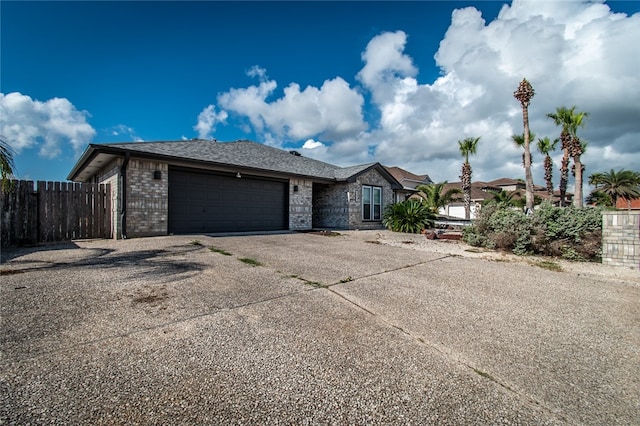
[2,1,639,188]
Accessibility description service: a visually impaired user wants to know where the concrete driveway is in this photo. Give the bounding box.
[1,231,638,424]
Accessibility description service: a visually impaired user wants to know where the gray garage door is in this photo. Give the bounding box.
[169,169,288,234]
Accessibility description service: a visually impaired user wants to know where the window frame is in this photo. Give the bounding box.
[362,185,382,221]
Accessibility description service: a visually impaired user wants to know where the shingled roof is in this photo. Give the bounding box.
[68,139,400,186]
[384,166,432,190]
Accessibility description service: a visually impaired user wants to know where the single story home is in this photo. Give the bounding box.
[67,139,402,238]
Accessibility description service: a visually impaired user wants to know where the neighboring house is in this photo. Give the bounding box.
[485,178,570,206]
[438,181,500,219]
[67,139,402,238]
[384,166,433,202]
[438,178,571,219]
[616,198,640,210]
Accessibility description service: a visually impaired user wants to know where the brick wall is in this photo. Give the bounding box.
[347,168,394,230]
[125,160,168,237]
[313,183,350,229]
[289,178,313,231]
[312,168,394,230]
[602,211,640,269]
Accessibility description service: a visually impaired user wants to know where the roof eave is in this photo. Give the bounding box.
[68,143,340,183]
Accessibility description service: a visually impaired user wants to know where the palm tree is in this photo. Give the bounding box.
[588,172,605,188]
[415,182,461,214]
[537,137,558,195]
[458,137,480,220]
[547,106,588,207]
[511,131,536,167]
[569,132,587,207]
[513,78,535,212]
[484,189,519,207]
[586,190,613,207]
[0,136,16,193]
[588,169,640,208]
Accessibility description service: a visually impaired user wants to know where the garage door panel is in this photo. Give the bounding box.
[169,169,288,234]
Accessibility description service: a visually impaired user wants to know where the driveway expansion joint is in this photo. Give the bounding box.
[326,285,571,425]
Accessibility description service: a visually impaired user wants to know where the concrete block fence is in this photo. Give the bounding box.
[602,211,640,270]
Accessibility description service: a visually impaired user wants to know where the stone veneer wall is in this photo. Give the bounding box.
[602,211,640,269]
[125,160,169,237]
[289,178,313,231]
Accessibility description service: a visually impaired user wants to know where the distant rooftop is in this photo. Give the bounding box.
[384,166,432,190]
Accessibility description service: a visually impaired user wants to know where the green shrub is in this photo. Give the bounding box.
[466,205,533,254]
[464,202,603,261]
[462,226,487,247]
[382,200,435,234]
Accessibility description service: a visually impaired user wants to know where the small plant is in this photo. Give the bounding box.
[339,276,353,283]
[302,279,326,288]
[209,247,232,256]
[472,368,494,380]
[382,200,435,234]
[534,260,562,272]
[190,240,202,246]
[239,257,262,267]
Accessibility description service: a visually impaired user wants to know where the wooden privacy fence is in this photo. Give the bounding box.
[1,180,112,246]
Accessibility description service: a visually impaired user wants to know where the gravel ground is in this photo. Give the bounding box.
[370,230,640,284]
[1,231,638,424]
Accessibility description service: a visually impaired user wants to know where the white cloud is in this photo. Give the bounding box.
[362,0,640,184]
[218,72,367,142]
[199,0,640,186]
[110,124,143,142]
[194,104,228,139]
[356,30,418,105]
[246,65,268,80]
[0,92,96,158]
[302,139,325,149]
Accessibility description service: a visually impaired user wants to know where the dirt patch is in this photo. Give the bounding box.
[0,269,26,276]
[131,285,169,306]
[304,230,342,237]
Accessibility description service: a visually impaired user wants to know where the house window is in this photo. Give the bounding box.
[362,185,382,221]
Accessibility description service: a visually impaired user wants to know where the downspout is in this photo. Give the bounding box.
[121,152,130,239]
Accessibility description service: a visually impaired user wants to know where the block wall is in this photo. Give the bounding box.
[602,211,640,269]
[289,178,313,231]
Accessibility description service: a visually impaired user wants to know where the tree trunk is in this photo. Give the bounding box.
[522,106,534,212]
[573,155,583,207]
[558,130,571,207]
[544,155,554,195]
[460,162,471,220]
